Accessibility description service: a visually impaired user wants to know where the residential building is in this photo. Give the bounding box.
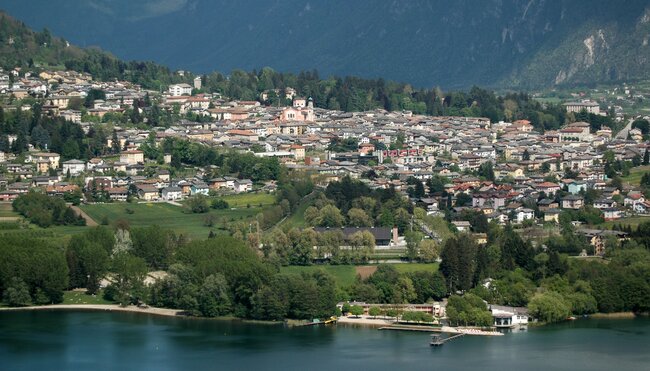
[120,150,144,165]
[168,83,192,97]
[62,159,86,176]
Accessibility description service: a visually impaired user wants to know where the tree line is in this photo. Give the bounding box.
[437,223,650,324]
[13,192,86,227]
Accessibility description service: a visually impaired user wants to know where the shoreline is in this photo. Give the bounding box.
[337,315,395,327]
[0,304,186,318]
[0,304,285,325]
[2,305,646,326]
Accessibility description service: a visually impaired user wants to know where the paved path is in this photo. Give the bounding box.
[615,118,634,140]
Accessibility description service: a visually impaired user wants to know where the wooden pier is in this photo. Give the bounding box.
[378,324,441,332]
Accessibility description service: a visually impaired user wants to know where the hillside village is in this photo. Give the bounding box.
[0,67,649,258]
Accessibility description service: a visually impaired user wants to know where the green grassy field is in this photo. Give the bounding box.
[622,166,650,186]
[1,194,277,242]
[392,263,440,274]
[602,216,650,229]
[280,265,359,287]
[80,202,264,240]
[280,193,316,229]
[63,290,115,305]
[279,263,439,287]
[0,203,19,217]
[221,193,275,207]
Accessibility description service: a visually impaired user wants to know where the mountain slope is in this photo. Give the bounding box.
[2,0,650,89]
[0,12,189,89]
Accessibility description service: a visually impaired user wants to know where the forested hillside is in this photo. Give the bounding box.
[3,0,650,88]
[0,12,188,90]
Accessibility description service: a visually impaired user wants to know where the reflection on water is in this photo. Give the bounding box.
[0,311,648,371]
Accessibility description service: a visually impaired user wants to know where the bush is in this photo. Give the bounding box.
[401,311,434,323]
[187,195,209,213]
[350,305,364,317]
[445,294,493,326]
[211,199,229,210]
[203,214,216,227]
[368,306,382,317]
[385,309,398,318]
[3,277,32,307]
[528,291,571,323]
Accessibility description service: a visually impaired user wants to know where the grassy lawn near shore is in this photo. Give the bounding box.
[280,265,358,287]
[280,263,439,287]
[63,290,115,305]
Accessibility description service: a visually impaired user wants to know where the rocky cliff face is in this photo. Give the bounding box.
[2,0,650,89]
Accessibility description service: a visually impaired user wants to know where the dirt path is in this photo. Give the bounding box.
[70,205,98,226]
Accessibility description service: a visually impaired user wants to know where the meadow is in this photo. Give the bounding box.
[280,263,439,288]
[622,165,650,186]
[80,200,267,240]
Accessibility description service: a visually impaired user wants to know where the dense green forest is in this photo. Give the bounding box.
[12,192,85,227]
[0,13,188,90]
[2,219,648,322]
[3,178,649,323]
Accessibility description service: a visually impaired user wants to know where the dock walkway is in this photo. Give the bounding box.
[379,324,503,336]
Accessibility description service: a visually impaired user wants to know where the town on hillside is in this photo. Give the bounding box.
[0,67,649,259]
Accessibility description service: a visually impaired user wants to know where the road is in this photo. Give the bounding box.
[614,118,635,140]
[416,219,441,242]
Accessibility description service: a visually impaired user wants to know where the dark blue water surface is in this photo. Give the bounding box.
[0,310,648,371]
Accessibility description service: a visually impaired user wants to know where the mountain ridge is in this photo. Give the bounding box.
[2,0,650,89]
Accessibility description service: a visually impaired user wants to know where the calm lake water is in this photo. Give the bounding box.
[0,311,648,371]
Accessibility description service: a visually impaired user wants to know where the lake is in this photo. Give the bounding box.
[0,311,648,371]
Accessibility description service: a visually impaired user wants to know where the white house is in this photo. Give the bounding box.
[516,208,535,224]
[452,221,471,232]
[633,201,650,214]
[190,182,209,196]
[602,208,622,221]
[490,305,528,328]
[62,159,86,176]
[168,83,192,97]
[26,152,60,168]
[624,193,645,207]
[162,186,183,201]
[234,179,253,193]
